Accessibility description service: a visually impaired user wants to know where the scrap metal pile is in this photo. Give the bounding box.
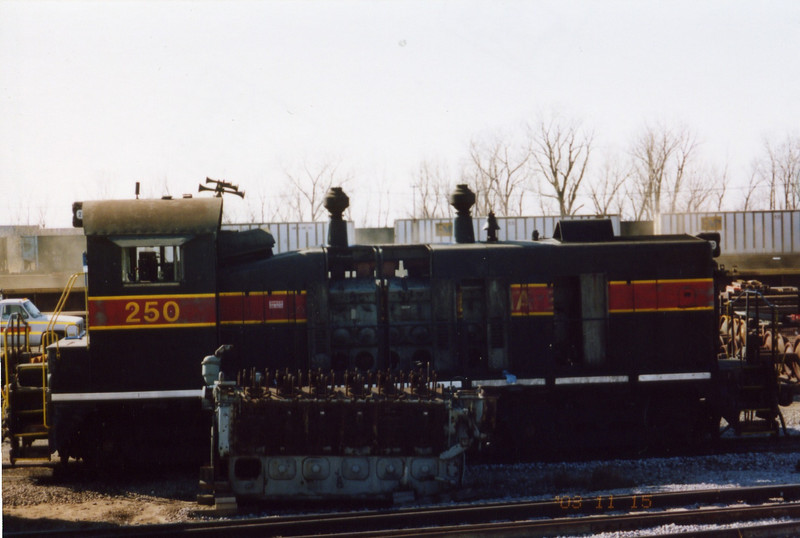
[720,280,800,386]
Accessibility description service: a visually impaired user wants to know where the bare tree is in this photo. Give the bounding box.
[629,123,697,220]
[740,163,764,211]
[530,117,593,217]
[667,133,696,212]
[283,160,352,221]
[353,173,394,228]
[245,180,288,224]
[410,160,451,218]
[467,133,532,217]
[35,199,48,228]
[8,194,47,228]
[681,163,728,213]
[754,135,800,210]
[755,143,779,210]
[587,156,630,217]
[710,162,729,211]
[366,184,393,228]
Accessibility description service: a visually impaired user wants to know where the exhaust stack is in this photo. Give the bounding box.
[449,184,476,244]
[324,187,350,248]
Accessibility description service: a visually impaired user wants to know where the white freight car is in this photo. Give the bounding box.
[395,215,621,244]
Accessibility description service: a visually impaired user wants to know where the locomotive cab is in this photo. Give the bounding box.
[79,197,222,390]
[49,197,224,465]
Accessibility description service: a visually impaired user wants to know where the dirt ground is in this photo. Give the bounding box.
[1,441,209,533]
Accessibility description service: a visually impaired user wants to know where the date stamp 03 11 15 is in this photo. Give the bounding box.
[554,494,654,511]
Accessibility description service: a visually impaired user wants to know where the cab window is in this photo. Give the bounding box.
[112,236,188,285]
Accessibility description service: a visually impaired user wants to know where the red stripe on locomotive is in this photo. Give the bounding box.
[510,284,554,316]
[608,279,714,312]
[88,295,216,329]
[218,292,307,324]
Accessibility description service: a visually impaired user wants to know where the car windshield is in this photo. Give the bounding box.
[23,300,42,318]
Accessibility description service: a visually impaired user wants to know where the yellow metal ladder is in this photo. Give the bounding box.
[2,272,84,465]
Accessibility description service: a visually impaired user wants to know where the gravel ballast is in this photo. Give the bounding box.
[3,399,799,534]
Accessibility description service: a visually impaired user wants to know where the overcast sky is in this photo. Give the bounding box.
[1,0,798,228]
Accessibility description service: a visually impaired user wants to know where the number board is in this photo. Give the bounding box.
[88,294,217,330]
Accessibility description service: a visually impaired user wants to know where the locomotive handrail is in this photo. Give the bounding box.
[2,319,9,417]
[2,314,29,417]
[724,288,780,362]
[2,332,6,418]
[44,271,84,361]
[38,271,84,429]
[728,288,779,309]
[728,289,786,388]
[720,285,791,436]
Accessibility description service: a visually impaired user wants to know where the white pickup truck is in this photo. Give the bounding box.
[0,298,84,349]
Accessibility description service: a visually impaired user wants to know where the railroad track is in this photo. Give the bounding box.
[7,484,800,537]
[383,503,800,537]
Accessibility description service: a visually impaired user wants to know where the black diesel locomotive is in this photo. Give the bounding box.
[3,183,794,500]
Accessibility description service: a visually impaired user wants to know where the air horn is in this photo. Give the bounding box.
[198,177,245,198]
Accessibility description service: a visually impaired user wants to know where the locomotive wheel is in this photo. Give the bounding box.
[695,404,721,445]
[791,356,800,382]
[9,435,19,467]
[58,444,71,467]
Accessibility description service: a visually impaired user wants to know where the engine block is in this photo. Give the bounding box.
[203,366,494,503]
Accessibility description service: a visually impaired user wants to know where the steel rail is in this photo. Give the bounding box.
[350,502,800,538]
[5,483,800,538]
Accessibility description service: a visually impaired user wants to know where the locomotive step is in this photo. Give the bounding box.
[198,480,232,492]
[739,427,779,436]
[7,391,48,413]
[736,409,778,435]
[212,496,238,515]
[10,422,49,435]
[1,351,39,363]
[196,494,214,506]
[12,426,48,438]
[15,362,47,370]
[16,364,47,384]
[9,386,47,394]
[14,408,45,416]
[9,442,51,464]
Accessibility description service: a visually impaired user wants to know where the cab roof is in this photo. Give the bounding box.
[81,197,222,236]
